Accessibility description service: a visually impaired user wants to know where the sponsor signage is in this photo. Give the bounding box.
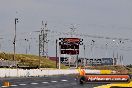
[86,59,102,65]
[85,74,130,82]
[61,57,69,64]
[102,58,113,65]
[60,57,76,66]
[59,38,82,44]
[85,58,113,66]
[63,38,80,43]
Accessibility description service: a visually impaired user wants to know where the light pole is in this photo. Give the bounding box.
[105,43,108,58]
[112,40,115,65]
[83,45,86,67]
[13,18,18,62]
[91,40,95,58]
[24,38,29,54]
[112,40,123,65]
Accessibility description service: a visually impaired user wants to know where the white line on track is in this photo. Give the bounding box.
[30,83,38,85]
[61,80,68,82]
[51,81,58,83]
[10,85,18,87]
[19,84,27,86]
[1,86,9,88]
[42,82,49,84]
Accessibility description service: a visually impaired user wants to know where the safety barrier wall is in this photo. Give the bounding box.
[0,69,111,78]
[85,70,100,74]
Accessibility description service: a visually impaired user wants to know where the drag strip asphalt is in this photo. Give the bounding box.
[0,75,107,88]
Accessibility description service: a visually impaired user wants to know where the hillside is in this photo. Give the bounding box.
[0,52,67,69]
[0,52,132,73]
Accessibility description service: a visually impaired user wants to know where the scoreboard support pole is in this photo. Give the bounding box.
[56,39,58,68]
[58,45,61,69]
[69,55,70,67]
[76,55,78,68]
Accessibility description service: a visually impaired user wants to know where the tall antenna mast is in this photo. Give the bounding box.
[39,21,49,58]
[44,21,49,58]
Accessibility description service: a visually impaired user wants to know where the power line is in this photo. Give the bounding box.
[48,30,131,42]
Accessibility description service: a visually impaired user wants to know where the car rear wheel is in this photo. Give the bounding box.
[79,76,86,84]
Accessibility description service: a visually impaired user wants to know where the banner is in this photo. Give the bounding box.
[85,74,130,83]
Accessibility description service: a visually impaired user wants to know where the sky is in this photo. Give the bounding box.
[0,0,132,65]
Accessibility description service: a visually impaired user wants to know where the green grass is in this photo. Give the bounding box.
[127,68,132,74]
[0,52,68,69]
[0,52,132,73]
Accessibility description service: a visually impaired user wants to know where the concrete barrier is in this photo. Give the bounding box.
[0,68,101,78]
[85,70,100,74]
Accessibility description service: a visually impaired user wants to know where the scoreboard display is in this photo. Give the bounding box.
[61,50,79,54]
[60,44,79,49]
[59,38,83,55]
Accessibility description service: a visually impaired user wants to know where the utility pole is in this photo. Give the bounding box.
[58,45,61,69]
[56,39,58,68]
[13,18,18,62]
[39,34,41,68]
[0,38,2,52]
